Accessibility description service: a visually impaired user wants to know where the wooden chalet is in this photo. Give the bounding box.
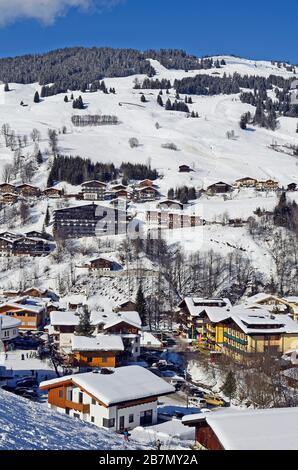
[16,184,41,197]
[71,334,124,368]
[138,179,154,188]
[81,181,107,201]
[0,297,47,330]
[287,183,297,192]
[234,177,257,188]
[179,165,193,173]
[157,200,184,211]
[134,186,160,202]
[44,187,63,198]
[0,183,17,194]
[89,257,122,271]
[255,179,279,191]
[113,301,137,312]
[207,182,233,194]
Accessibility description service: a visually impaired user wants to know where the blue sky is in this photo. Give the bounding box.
[0,0,296,62]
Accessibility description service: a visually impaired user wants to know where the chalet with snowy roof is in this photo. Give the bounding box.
[0,183,17,194]
[113,300,137,312]
[207,182,233,195]
[88,257,123,271]
[40,366,175,432]
[43,187,63,198]
[71,334,124,369]
[0,297,47,330]
[255,179,279,191]
[234,177,257,188]
[50,309,142,359]
[53,204,130,239]
[111,184,128,192]
[138,179,154,188]
[179,165,193,173]
[157,200,184,211]
[182,407,298,450]
[242,293,296,317]
[0,314,21,346]
[0,232,53,257]
[22,287,59,302]
[81,180,107,201]
[16,183,41,197]
[133,186,160,202]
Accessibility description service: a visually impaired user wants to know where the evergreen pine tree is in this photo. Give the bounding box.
[75,306,94,337]
[136,284,147,326]
[34,91,40,103]
[45,206,50,226]
[64,95,69,103]
[222,370,237,402]
[165,98,172,110]
[141,94,146,103]
[157,94,164,107]
[36,150,43,165]
[4,83,9,92]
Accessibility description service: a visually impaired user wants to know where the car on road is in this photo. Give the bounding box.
[203,395,226,407]
[188,397,207,408]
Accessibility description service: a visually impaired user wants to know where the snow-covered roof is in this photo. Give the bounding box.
[243,293,287,305]
[50,311,80,326]
[179,297,232,318]
[71,334,124,352]
[231,307,298,334]
[183,408,298,450]
[40,366,175,406]
[50,309,142,329]
[0,314,21,329]
[140,331,163,348]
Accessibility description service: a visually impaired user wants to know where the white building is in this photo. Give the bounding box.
[0,314,21,344]
[40,366,174,432]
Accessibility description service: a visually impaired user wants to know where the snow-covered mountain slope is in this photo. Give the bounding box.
[0,388,145,450]
[0,55,297,192]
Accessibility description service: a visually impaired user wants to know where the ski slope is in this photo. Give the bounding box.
[0,388,145,450]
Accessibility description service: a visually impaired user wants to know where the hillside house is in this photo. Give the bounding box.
[179,165,192,173]
[16,184,41,198]
[0,183,17,194]
[0,297,47,330]
[133,186,160,202]
[40,366,175,432]
[113,301,137,312]
[234,177,257,188]
[88,257,123,271]
[71,334,124,369]
[81,181,107,201]
[182,408,298,450]
[256,179,279,191]
[138,179,154,188]
[0,232,53,257]
[157,200,184,211]
[207,182,233,194]
[44,187,63,198]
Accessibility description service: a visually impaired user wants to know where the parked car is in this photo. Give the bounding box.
[203,395,226,407]
[16,378,38,388]
[188,397,207,408]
